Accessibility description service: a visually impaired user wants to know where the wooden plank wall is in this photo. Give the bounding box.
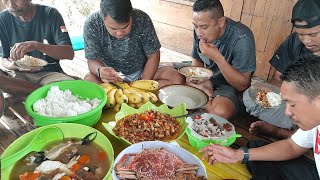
[131,0,297,80]
[0,2,5,11]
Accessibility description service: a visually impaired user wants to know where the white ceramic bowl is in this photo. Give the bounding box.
[112,141,207,180]
[178,66,213,81]
[158,85,208,110]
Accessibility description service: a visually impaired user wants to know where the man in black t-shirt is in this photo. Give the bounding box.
[84,0,183,87]
[0,0,75,85]
[243,0,320,139]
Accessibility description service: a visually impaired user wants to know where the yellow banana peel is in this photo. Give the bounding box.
[130,80,159,91]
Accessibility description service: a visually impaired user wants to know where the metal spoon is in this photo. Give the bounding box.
[1,127,64,169]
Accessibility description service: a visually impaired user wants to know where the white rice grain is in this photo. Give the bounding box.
[33,86,101,117]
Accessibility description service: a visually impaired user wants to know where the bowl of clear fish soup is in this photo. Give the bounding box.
[1,123,114,180]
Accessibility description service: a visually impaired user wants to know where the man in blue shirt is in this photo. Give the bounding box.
[186,0,256,119]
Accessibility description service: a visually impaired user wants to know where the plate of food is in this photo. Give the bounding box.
[15,55,51,71]
[248,81,283,108]
[112,141,207,180]
[103,101,188,145]
[186,113,240,150]
[178,66,213,81]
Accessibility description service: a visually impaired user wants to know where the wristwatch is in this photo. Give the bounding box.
[240,147,249,164]
[96,67,102,78]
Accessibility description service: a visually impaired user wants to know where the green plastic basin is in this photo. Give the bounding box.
[25,80,107,127]
[186,128,238,151]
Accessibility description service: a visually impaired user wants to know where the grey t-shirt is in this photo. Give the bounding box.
[192,18,256,87]
[84,9,161,75]
[0,4,72,72]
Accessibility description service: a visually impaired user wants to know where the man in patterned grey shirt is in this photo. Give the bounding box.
[84,0,184,87]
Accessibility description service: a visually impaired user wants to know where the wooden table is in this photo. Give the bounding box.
[95,108,252,180]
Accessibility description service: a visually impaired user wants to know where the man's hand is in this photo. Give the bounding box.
[99,67,123,83]
[199,39,224,63]
[199,144,243,165]
[1,58,17,70]
[186,77,209,85]
[10,41,40,60]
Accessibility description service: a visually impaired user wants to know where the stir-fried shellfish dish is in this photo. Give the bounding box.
[115,148,205,180]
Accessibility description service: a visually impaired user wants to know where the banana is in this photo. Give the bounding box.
[136,102,145,108]
[107,88,117,107]
[130,80,159,91]
[112,82,131,89]
[128,103,137,108]
[100,83,115,94]
[115,89,128,104]
[127,86,152,102]
[140,91,151,103]
[113,103,122,112]
[123,89,142,103]
[147,92,158,103]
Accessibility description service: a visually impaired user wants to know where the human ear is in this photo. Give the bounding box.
[218,17,226,28]
[314,95,320,107]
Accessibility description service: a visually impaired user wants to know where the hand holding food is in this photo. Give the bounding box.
[10,41,39,60]
[199,39,224,63]
[99,67,123,83]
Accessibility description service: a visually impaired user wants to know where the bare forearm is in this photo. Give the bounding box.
[268,78,282,88]
[141,51,160,80]
[192,59,204,67]
[216,58,250,91]
[249,139,308,161]
[88,60,105,77]
[0,76,39,94]
[36,43,74,60]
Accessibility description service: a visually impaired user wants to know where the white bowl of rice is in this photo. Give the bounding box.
[178,66,213,81]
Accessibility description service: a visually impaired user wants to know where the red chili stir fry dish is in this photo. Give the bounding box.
[192,116,232,138]
[113,110,180,143]
[11,136,109,180]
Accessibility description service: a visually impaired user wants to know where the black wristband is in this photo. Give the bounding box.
[240,147,249,164]
[97,67,102,78]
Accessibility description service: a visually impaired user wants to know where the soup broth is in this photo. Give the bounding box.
[10,138,110,180]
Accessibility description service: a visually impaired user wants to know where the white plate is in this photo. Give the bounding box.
[112,141,207,180]
[15,55,48,70]
[248,81,283,108]
[158,85,208,110]
[178,66,213,81]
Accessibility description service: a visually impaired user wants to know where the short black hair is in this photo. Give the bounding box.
[100,0,133,23]
[281,55,320,99]
[193,0,224,19]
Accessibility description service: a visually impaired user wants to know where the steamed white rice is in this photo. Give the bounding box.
[266,92,282,107]
[187,68,210,77]
[33,86,101,117]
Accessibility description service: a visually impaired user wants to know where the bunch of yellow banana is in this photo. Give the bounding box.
[100,80,159,112]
